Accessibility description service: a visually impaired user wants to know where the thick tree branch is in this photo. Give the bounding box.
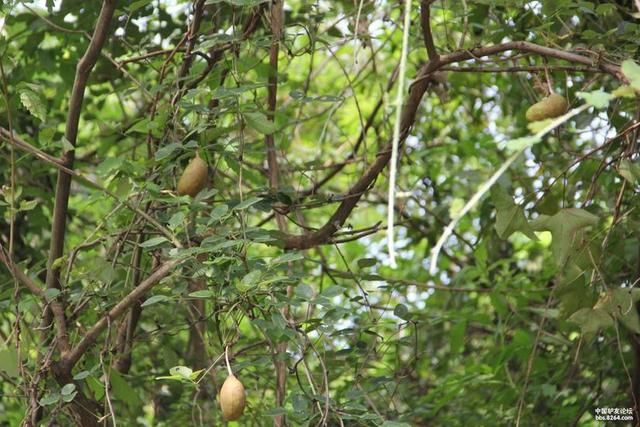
[436,41,621,79]
[420,0,439,61]
[263,2,290,425]
[44,0,117,354]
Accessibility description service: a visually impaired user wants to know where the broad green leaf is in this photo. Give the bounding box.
[618,159,640,185]
[0,347,19,377]
[622,59,640,90]
[357,258,377,268]
[239,270,262,291]
[568,307,614,335]
[244,111,277,135]
[595,289,640,334]
[62,391,77,403]
[188,290,214,298]
[169,366,193,379]
[19,88,46,122]
[73,371,91,380]
[141,295,170,307]
[491,187,537,240]
[233,197,262,210]
[394,303,410,320]
[506,135,540,151]
[139,236,169,248]
[576,90,614,108]
[109,371,142,410]
[61,383,76,396]
[154,142,181,161]
[271,251,304,266]
[530,208,598,266]
[612,85,636,98]
[60,137,75,153]
[39,393,60,406]
[127,0,153,12]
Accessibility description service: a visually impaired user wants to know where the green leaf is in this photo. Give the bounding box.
[595,289,640,334]
[612,85,636,98]
[449,321,467,354]
[167,211,186,230]
[188,290,214,298]
[622,59,640,90]
[62,391,77,403]
[576,90,614,109]
[141,295,171,307]
[491,187,537,240]
[44,288,61,301]
[109,371,142,410]
[357,258,377,268]
[530,208,598,266]
[19,88,47,122]
[244,112,277,135]
[393,304,410,320]
[233,197,262,210]
[0,347,19,377]
[208,204,230,223]
[238,270,262,291]
[618,159,640,185]
[60,137,75,153]
[127,0,153,12]
[126,118,157,134]
[169,366,193,379]
[139,236,169,248]
[39,393,60,406]
[61,383,76,396]
[73,371,91,380]
[271,251,304,266]
[18,199,38,212]
[568,307,614,335]
[154,142,181,161]
[506,134,540,151]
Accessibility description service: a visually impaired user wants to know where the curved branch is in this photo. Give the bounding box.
[279,41,623,250]
[420,0,439,61]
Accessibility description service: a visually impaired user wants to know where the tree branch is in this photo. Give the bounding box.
[0,242,46,299]
[278,40,623,251]
[44,0,117,354]
[61,258,179,370]
[420,0,439,61]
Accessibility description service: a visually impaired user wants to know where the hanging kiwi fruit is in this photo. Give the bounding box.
[525,93,569,122]
[219,374,246,421]
[177,153,208,197]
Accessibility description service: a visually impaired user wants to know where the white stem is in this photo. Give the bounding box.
[429,104,589,274]
[225,345,233,376]
[387,0,413,268]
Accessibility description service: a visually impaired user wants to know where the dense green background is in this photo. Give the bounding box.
[1,0,640,425]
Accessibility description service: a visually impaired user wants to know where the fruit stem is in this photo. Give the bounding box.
[225,345,233,376]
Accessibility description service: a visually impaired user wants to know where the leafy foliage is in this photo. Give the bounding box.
[1,0,640,426]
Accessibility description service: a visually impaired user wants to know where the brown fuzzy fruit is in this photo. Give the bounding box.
[177,154,208,197]
[219,375,246,421]
[525,93,569,122]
